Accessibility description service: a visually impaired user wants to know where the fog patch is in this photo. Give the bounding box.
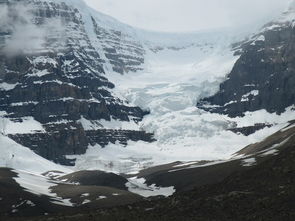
[0,2,65,56]
[0,5,9,28]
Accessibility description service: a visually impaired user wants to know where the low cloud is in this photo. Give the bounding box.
[0,2,65,56]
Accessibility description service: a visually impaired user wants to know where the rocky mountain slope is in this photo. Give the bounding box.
[198,4,295,117]
[0,0,265,170]
[0,0,154,165]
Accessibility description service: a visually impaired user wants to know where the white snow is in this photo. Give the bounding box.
[99,118,140,130]
[0,134,71,174]
[10,101,39,107]
[0,82,18,91]
[27,69,50,77]
[260,2,295,31]
[241,158,256,167]
[31,56,58,67]
[232,107,295,128]
[224,100,238,106]
[14,170,54,196]
[82,199,91,204]
[79,116,140,131]
[250,35,265,45]
[81,193,90,197]
[260,149,279,156]
[169,160,229,173]
[280,123,295,132]
[0,116,45,135]
[126,177,175,197]
[26,200,36,207]
[69,144,155,174]
[241,90,259,102]
[256,35,265,41]
[14,170,74,207]
[259,137,291,157]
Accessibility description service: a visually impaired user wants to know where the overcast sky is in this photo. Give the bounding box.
[84,0,291,32]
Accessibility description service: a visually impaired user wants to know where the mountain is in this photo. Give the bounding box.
[0,0,154,165]
[198,3,295,117]
[1,0,295,219]
[0,0,258,171]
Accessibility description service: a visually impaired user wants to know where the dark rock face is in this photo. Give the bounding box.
[86,129,156,147]
[8,126,89,165]
[227,123,272,136]
[8,129,155,165]
[198,21,295,117]
[0,0,154,165]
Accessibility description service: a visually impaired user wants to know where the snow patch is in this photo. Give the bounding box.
[0,82,18,91]
[256,35,265,41]
[0,116,45,135]
[126,177,175,197]
[13,170,74,207]
[259,137,291,157]
[241,158,256,167]
[81,193,90,197]
[241,90,259,102]
[78,116,140,131]
[82,199,91,204]
[260,149,279,156]
[281,123,295,132]
[27,69,50,77]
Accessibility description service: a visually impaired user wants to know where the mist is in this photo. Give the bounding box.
[0,3,65,56]
[84,0,292,32]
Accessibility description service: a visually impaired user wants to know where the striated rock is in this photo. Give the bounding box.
[0,0,154,165]
[8,128,155,165]
[227,123,272,136]
[198,17,295,117]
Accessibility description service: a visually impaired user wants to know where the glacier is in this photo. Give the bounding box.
[1,0,295,177]
[71,2,295,174]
